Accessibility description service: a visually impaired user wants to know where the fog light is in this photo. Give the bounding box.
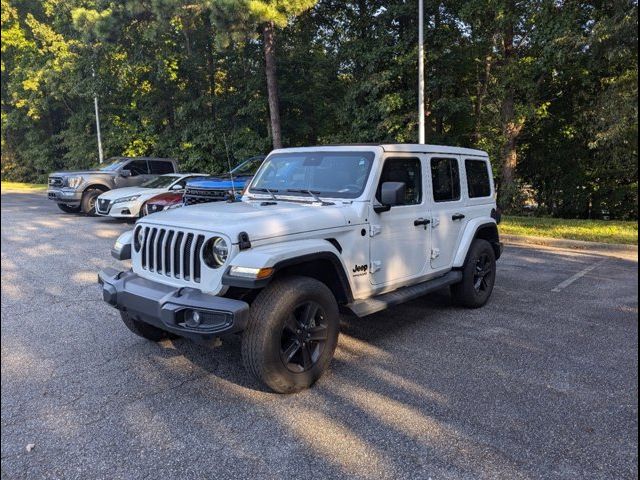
[185,310,201,327]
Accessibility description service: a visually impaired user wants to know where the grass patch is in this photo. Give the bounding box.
[501,215,638,245]
[1,181,47,193]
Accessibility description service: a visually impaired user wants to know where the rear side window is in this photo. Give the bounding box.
[126,160,149,176]
[465,159,491,198]
[431,157,460,202]
[149,160,175,174]
[376,157,422,206]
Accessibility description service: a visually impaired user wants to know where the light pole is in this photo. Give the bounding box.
[92,67,104,164]
[418,0,425,144]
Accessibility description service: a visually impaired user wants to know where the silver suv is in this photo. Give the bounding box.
[47,157,178,214]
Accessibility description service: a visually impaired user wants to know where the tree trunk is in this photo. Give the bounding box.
[263,21,282,149]
[498,18,521,210]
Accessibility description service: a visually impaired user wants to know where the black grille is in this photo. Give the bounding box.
[96,199,111,214]
[139,227,205,283]
[183,188,228,206]
[48,177,64,188]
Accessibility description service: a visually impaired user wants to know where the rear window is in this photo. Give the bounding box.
[431,157,461,202]
[149,160,175,174]
[465,159,491,198]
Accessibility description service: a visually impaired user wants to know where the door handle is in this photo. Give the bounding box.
[452,213,466,221]
[414,218,431,227]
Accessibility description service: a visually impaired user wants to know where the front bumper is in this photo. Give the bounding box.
[47,188,82,204]
[98,268,250,342]
[99,200,139,218]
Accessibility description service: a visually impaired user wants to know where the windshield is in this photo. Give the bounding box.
[249,151,375,199]
[100,158,127,171]
[231,156,265,176]
[141,175,180,188]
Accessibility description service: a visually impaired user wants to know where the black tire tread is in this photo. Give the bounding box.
[241,276,339,393]
[120,311,169,342]
[451,238,496,308]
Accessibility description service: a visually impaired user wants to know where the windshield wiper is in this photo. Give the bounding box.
[286,189,333,205]
[252,187,279,201]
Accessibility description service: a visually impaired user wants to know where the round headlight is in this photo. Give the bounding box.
[134,227,144,252]
[203,237,228,268]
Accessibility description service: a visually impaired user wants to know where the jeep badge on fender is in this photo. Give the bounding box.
[99,144,502,393]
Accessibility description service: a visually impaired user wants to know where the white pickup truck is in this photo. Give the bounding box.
[99,144,503,393]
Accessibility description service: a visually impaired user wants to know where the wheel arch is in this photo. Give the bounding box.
[452,219,501,268]
[222,239,354,305]
[84,183,110,193]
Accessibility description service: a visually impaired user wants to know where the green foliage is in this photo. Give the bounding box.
[1,0,637,219]
[501,216,638,245]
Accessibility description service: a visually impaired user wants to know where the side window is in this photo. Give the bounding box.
[465,159,491,198]
[149,160,175,174]
[376,157,422,206]
[431,157,460,202]
[125,160,149,176]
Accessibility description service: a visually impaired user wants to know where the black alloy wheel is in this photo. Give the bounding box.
[280,301,329,373]
[473,252,493,293]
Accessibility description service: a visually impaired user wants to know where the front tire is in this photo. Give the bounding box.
[81,188,103,215]
[57,203,81,213]
[120,311,172,342]
[241,276,340,393]
[451,239,496,308]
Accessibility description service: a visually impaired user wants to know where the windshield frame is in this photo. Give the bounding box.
[247,151,376,201]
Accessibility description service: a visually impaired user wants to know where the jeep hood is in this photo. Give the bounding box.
[140,200,350,242]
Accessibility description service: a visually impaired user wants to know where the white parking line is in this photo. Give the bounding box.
[551,258,608,292]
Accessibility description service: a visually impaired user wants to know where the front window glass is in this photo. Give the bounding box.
[231,156,265,176]
[250,152,375,199]
[376,157,422,205]
[141,175,180,188]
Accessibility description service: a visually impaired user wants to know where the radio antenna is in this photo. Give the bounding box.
[222,133,236,197]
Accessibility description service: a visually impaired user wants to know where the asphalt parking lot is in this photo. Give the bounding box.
[1,191,638,480]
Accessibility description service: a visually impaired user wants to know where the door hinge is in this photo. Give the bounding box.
[370,260,382,273]
[431,218,440,228]
[370,224,382,237]
[431,248,440,260]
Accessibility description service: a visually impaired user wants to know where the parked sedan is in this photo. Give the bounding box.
[95,174,205,218]
[143,191,184,215]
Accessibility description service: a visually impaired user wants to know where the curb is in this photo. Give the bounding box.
[502,234,638,255]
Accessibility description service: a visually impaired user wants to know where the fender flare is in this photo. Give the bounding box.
[84,182,110,193]
[222,238,353,301]
[452,219,500,268]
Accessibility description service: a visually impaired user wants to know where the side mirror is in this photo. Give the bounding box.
[374,182,406,213]
[170,183,183,191]
[120,169,132,178]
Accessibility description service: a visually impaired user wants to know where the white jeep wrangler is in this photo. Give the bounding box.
[99,144,502,393]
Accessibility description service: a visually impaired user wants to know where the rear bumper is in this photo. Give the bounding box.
[98,268,250,341]
[47,189,82,204]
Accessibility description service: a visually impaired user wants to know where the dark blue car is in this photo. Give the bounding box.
[183,155,265,205]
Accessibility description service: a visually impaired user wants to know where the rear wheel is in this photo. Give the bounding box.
[119,311,173,342]
[57,203,80,214]
[242,276,340,393]
[81,188,103,215]
[451,239,496,308]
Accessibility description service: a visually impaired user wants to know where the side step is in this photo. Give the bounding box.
[345,270,463,318]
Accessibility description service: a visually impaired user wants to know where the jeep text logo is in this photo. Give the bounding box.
[352,264,368,274]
